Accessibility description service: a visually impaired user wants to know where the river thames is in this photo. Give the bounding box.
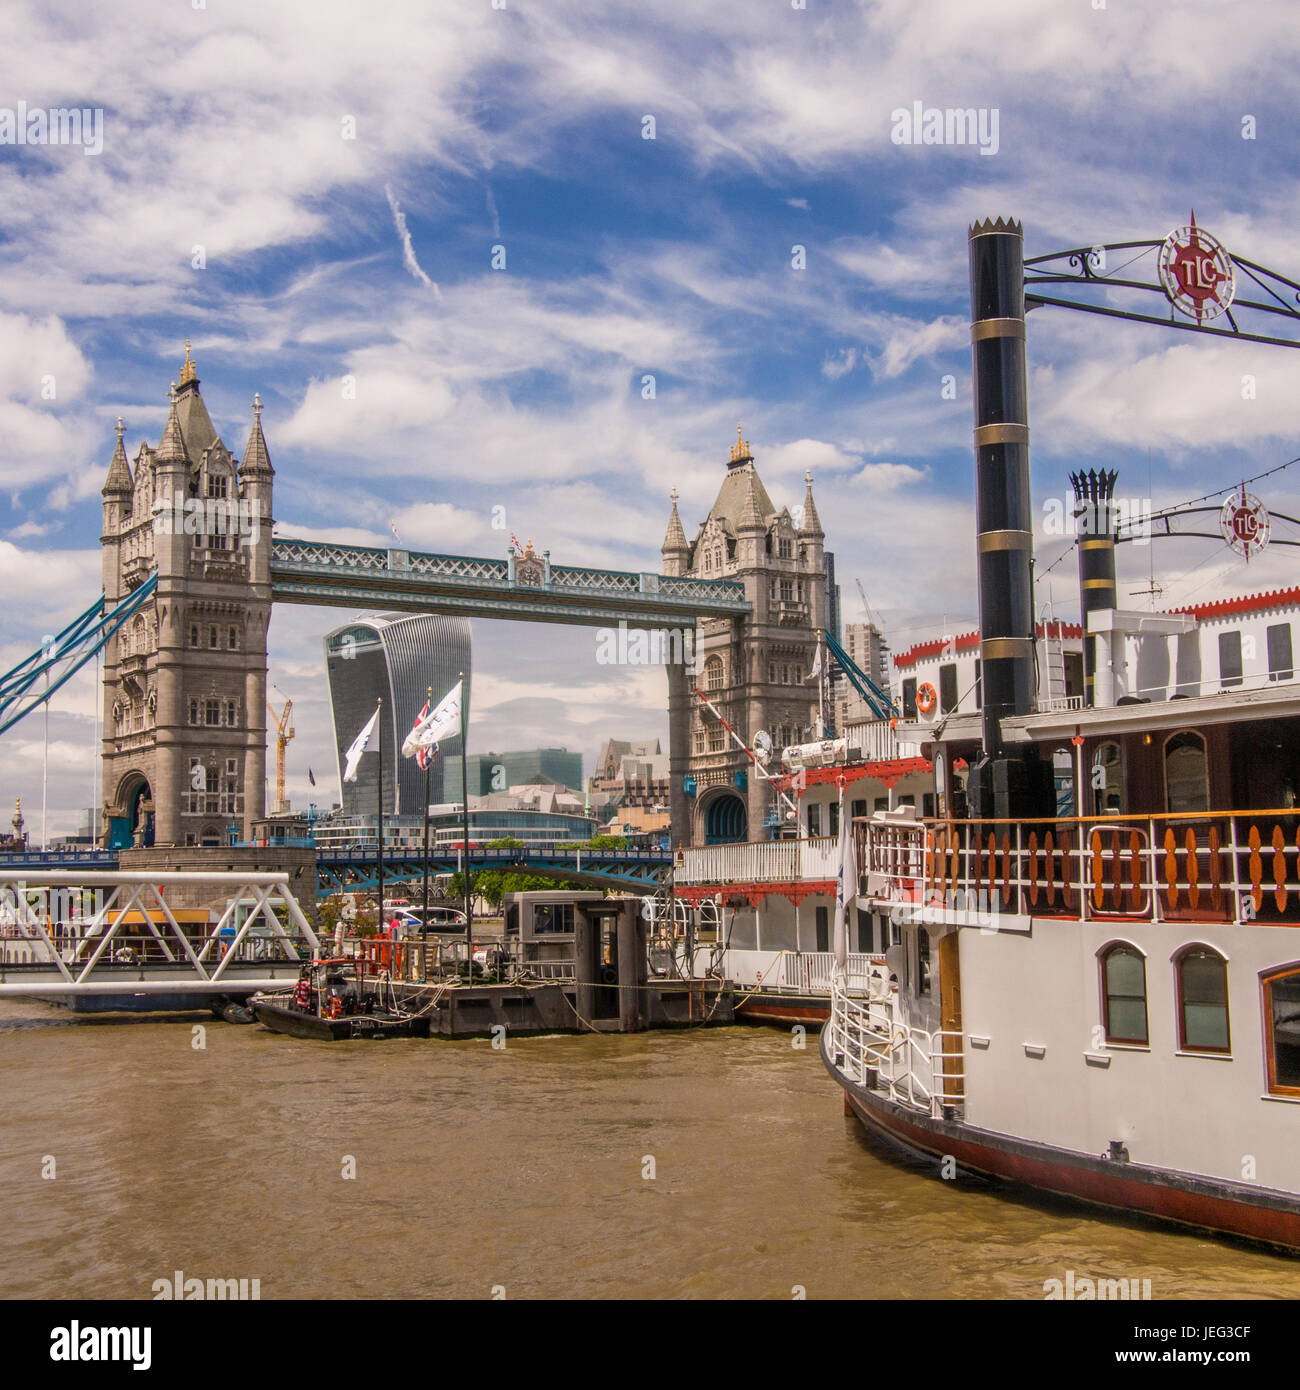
[2,1004,1298,1301]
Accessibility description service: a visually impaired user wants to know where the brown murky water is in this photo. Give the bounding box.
[1,1001,1298,1301]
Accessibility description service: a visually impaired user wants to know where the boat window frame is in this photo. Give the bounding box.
[1092,739,1123,817]
[1262,963,1300,1097]
[1162,728,1210,816]
[1097,939,1149,1046]
[1173,942,1231,1055]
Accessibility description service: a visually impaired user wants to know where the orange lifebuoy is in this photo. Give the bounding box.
[915,682,938,717]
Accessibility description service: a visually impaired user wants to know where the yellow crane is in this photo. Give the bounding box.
[267,688,295,814]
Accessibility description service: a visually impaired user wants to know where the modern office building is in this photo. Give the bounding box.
[443,748,582,804]
[324,614,471,816]
[313,805,597,853]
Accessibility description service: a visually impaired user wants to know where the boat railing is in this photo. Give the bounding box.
[677,836,840,886]
[718,947,883,995]
[862,809,1300,927]
[826,977,965,1120]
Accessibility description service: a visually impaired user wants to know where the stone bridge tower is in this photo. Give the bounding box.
[100,346,273,848]
[662,427,824,845]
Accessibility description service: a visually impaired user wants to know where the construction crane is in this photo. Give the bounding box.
[267,687,295,814]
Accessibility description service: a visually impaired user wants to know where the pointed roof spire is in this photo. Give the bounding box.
[155,385,191,466]
[798,469,823,537]
[661,486,688,554]
[737,472,766,532]
[102,415,133,495]
[240,392,274,476]
[728,422,753,468]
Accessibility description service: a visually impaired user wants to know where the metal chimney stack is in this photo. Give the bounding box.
[1070,468,1119,707]
[968,219,1035,747]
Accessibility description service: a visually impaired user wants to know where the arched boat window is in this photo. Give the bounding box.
[1092,741,1122,816]
[1164,730,1208,815]
[1175,945,1230,1053]
[1099,942,1148,1045]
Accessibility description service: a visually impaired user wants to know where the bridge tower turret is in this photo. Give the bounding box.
[100,348,274,849]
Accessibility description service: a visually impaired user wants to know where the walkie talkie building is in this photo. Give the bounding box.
[324,614,471,815]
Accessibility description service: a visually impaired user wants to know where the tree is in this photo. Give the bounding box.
[484,836,526,849]
[446,869,591,908]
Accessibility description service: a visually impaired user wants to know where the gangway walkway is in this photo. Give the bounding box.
[0,870,319,1001]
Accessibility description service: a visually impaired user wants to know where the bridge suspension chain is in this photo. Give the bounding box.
[0,575,158,737]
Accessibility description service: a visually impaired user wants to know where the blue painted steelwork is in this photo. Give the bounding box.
[0,845,667,894]
[315,845,670,895]
[0,849,120,869]
[270,538,749,627]
[0,575,159,736]
[825,628,895,721]
[704,793,747,844]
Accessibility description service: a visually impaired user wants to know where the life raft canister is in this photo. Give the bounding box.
[915,681,938,717]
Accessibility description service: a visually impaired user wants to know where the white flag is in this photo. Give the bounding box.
[343,707,380,783]
[805,648,822,682]
[832,783,853,971]
[402,679,462,759]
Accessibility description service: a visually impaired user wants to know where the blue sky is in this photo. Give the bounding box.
[3,0,1300,837]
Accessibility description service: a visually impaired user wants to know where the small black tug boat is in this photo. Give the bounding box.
[252,959,431,1041]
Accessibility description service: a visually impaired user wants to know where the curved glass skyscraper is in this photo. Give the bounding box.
[324,614,471,815]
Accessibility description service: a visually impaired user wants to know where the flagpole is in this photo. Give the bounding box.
[421,685,432,963]
[459,669,471,969]
[376,697,385,928]
[818,627,826,738]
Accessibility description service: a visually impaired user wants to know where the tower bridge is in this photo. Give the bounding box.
[9,344,828,857]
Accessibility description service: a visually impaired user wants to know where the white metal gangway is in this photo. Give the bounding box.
[0,870,319,997]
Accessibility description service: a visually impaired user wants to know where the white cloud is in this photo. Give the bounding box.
[384,184,442,297]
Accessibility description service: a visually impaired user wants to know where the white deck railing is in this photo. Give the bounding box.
[825,976,964,1119]
[720,947,884,995]
[841,718,923,761]
[678,836,839,885]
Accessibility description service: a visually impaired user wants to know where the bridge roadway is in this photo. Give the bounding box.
[269,537,750,627]
[0,846,672,896]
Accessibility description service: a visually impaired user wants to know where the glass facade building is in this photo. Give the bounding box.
[313,808,597,851]
[443,748,583,803]
[324,614,471,816]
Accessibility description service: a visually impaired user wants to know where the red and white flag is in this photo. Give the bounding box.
[402,679,462,765]
[411,700,432,770]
